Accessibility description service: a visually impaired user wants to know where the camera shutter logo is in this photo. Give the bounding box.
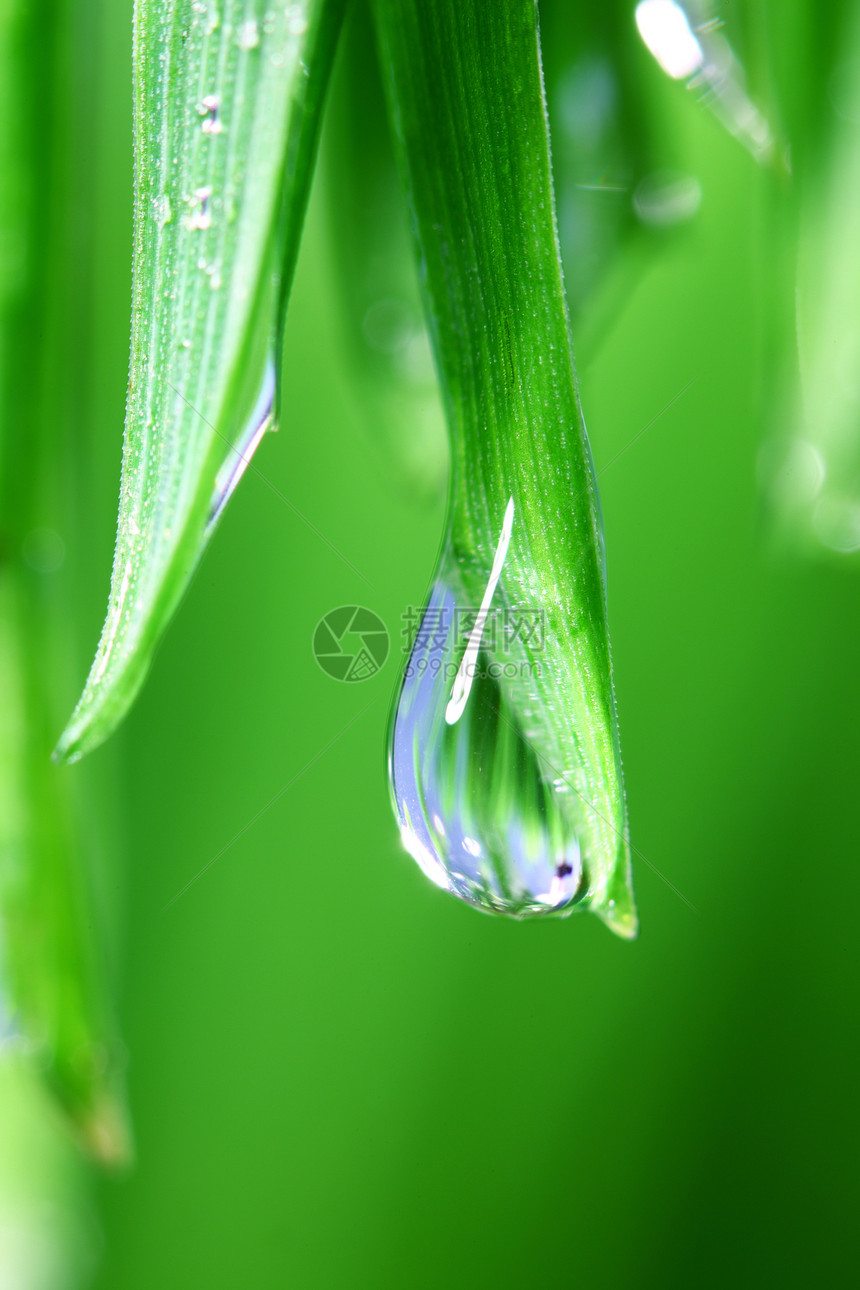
[313,606,390,682]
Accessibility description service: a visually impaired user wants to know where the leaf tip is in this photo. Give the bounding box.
[75,1088,134,1171]
[597,851,639,940]
[51,716,90,767]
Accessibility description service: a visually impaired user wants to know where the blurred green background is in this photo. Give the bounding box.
[3,1,860,1286]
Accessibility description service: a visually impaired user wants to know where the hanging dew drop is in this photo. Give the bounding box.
[389,498,603,920]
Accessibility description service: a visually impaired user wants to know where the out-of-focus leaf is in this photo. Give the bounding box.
[55,0,344,765]
[0,571,129,1162]
[788,0,860,554]
[321,1,447,498]
[540,0,654,328]
[751,0,860,556]
[634,0,780,167]
[0,0,128,1163]
[376,0,636,934]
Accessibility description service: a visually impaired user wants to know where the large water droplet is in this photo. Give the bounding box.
[389,498,634,930]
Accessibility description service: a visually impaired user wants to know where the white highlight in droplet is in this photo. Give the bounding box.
[445,496,515,725]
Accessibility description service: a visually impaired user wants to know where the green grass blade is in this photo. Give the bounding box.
[55,0,344,765]
[742,0,860,555]
[1,0,128,1162]
[757,0,860,555]
[0,570,129,1163]
[375,0,635,934]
